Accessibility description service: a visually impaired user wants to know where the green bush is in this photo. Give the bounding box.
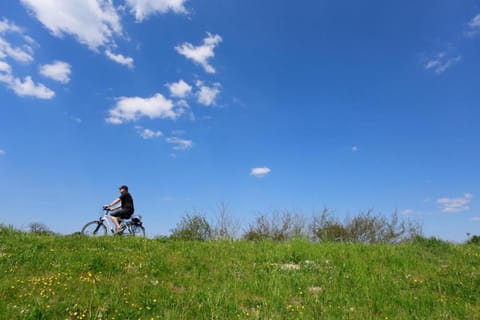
[243,211,305,241]
[466,235,480,245]
[311,209,422,243]
[170,213,212,241]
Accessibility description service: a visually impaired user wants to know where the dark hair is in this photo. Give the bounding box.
[119,185,129,191]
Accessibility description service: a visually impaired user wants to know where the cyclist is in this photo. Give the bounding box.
[104,185,135,233]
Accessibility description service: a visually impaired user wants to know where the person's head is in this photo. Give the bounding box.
[119,185,129,194]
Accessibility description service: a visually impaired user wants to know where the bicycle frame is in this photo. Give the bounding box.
[82,209,145,237]
[100,211,118,234]
[101,210,143,235]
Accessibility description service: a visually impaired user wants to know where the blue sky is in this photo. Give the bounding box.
[1,0,479,241]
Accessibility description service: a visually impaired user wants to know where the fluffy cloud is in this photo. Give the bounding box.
[0,18,34,63]
[19,0,187,67]
[176,99,189,108]
[166,136,192,150]
[125,0,188,22]
[0,61,54,99]
[105,50,134,69]
[0,149,5,156]
[106,93,183,124]
[467,13,480,36]
[0,19,22,33]
[39,60,71,83]
[20,0,122,50]
[166,79,192,98]
[424,52,461,75]
[196,81,221,106]
[10,76,55,98]
[137,127,163,139]
[250,167,271,178]
[437,193,473,213]
[0,20,54,99]
[0,60,12,75]
[175,33,222,74]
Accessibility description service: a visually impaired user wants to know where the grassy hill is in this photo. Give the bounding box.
[1,227,480,319]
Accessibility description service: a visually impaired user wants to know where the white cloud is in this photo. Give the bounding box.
[105,49,134,69]
[125,0,188,22]
[10,76,55,99]
[467,13,480,36]
[39,60,71,83]
[175,33,222,74]
[176,99,189,107]
[138,127,163,139]
[0,60,12,74]
[20,0,122,51]
[0,19,23,34]
[0,18,34,63]
[0,37,33,62]
[400,209,414,215]
[437,193,473,213]
[20,0,189,53]
[166,136,192,150]
[196,82,221,106]
[106,93,182,124]
[171,129,186,135]
[250,167,271,178]
[0,21,53,99]
[166,79,192,98]
[0,61,54,99]
[469,14,480,28]
[69,116,82,123]
[351,145,359,152]
[424,51,461,75]
[0,149,5,156]
[471,217,480,221]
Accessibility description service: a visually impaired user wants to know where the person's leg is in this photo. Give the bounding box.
[111,210,126,232]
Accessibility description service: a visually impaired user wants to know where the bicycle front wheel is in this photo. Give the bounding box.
[128,224,145,237]
[81,221,107,236]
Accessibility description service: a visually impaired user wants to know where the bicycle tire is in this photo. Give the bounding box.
[81,221,107,236]
[128,224,145,237]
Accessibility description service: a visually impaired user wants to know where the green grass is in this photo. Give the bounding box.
[1,227,480,319]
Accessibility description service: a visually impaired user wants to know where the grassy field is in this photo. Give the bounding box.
[1,227,480,319]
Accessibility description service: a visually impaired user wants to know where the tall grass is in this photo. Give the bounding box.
[1,227,479,319]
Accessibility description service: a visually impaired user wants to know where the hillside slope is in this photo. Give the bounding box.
[1,228,479,319]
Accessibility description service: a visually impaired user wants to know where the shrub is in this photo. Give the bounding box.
[310,208,348,242]
[28,222,54,235]
[212,202,241,240]
[310,209,421,243]
[170,213,212,241]
[466,235,480,245]
[243,211,305,241]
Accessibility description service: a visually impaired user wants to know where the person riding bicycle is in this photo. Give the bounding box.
[103,185,135,233]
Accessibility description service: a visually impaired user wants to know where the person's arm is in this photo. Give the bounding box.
[104,198,121,210]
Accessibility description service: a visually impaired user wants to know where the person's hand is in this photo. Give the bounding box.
[103,205,110,210]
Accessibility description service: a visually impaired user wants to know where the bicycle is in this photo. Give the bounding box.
[81,208,145,237]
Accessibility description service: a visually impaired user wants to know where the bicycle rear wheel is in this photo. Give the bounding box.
[81,221,107,236]
[128,224,145,237]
